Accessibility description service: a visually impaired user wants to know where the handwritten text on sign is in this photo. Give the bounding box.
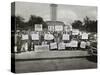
[35,24,42,31]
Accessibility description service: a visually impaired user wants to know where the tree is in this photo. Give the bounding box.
[11,16,25,30]
[15,16,25,30]
[28,15,47,30]
[83,16,97,32]
[12,15,48,30]
[71,20,82,29]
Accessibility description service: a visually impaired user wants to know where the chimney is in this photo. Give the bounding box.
[50,4,57,21]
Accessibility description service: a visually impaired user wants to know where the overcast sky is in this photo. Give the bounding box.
[15,2,97,25]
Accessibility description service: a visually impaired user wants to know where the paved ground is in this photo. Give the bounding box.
[13,50,89,60]
[15,57,97,73]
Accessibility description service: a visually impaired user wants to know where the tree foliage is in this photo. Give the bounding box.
[12,15,48,30]
[83,16,97,32]
[71,16,97,33]
[72,20,82,29]
[12,15,97,33]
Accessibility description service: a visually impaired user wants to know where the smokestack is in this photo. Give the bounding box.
[50,4,57,21]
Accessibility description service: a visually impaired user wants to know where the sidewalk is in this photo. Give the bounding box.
[12,50,89,60]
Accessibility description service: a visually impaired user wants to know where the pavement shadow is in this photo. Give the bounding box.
[86,56,97,63]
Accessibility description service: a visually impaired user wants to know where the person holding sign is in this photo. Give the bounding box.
[28,29,32,51]
[31,32,40,51]
[16,31,22,53]
[21,31,28,52]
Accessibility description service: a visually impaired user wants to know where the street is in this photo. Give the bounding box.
[15,57,97,73]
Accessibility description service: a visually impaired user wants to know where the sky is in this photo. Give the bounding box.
[15,2,97,25]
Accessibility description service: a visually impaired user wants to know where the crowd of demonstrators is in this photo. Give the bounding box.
[14,29,96,53]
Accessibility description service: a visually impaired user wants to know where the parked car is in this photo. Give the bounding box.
[88,42,97,56]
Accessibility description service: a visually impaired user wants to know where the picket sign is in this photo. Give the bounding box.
[80,41,86,48]
[50,42,57,49]
[81,33,88,39]
[55,25,63,31]
[44,34,54,40]
[64,25,72,32]
[58,42,65,50]
[22,34,28,40]
[31,33,39,40]
[66,43,71,47]
[35,45,49,52]
[62,34,70,40]
[70,40,78,47]
[35,24,42,31]
[72,29,79,35]
[48,26,55,31]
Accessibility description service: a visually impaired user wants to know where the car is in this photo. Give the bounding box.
[87,42,97,62]
[88,42,97,56]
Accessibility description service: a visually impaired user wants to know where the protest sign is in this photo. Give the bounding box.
[22,34,28,40]
[48,26,54,31]
[35,45,49,52]
[44,34,54,40]
[31,33,39,40]
[81,33,88,39]
[80,41,86,48]
[72,29,79,35]
[35,24,42,31]
[70,40,78,47]
[55,25,63,31]
[66,43,71,47]
[50,42,57,49]
[64,25,72,32]
[62,34,70,40]
[58,42,65,50]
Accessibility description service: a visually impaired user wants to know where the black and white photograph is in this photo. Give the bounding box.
[11,1,97,73]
